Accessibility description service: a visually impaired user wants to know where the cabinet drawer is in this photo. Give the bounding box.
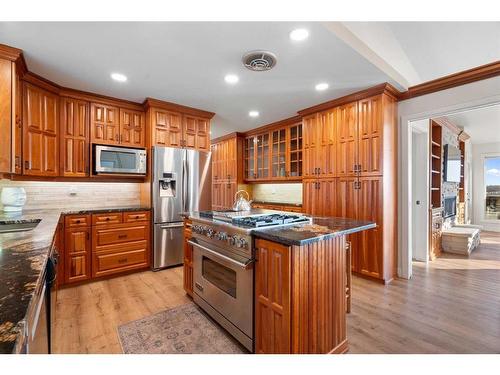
[123,210,150,223]
[92,212,123,225]
[93,224,149,247]
[93,243,149,277]
[65,214,91,228]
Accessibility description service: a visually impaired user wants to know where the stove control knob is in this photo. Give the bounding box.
[206,228,215,238]
[217,232,227,241]
[192,225,201,233]
[228,235,237,246]
[236,238,247,249]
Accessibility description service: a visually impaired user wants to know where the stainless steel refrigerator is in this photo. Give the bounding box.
[152,146,211,270]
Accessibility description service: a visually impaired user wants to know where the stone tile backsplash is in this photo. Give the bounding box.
[251,183,302,204]
[0,180,143,211]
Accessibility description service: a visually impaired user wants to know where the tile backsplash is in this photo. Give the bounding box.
[0,180,144,210]
[251,183,302,205]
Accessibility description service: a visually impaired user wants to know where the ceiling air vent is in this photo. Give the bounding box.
[242,50,277,71]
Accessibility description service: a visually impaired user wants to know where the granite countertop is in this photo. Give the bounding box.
[253,216,377,246]
[0,205,150,354]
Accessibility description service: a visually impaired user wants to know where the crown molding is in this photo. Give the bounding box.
[143,97,215,119]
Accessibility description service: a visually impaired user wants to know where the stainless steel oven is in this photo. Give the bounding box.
[93,144,146,175]
[190,237,254,351]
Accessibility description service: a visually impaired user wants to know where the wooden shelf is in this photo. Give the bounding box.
[431,140,441,147]
[431,169,440,174]
[431,154,441,159]
[431,188,440,191]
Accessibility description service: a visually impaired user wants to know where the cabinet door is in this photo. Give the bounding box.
[183,115,197,149]
[196,117,210,151]
[303,179,317,216]
[255,239,291,354]
[226,137,238,181]
[288,123,302,179]
[211,143,219,182]
[23,83,59,176]
[212,182,222,210]
[223,182,237,210]
[65,226,91,284]
[317,109,336,177]
[256,133,270,179]
[152,108,182,148]
[60,97,89,177]
[13,67,22,174]
[271,127,287,179]
[183,226,193,296]
[302,114,318,178]
[120,108,145,147]
[337,102,358,177]
[358,95,383,176]
[244,136,256,180]
[318,179,337,217]
[357,177,383,279]
[337,177,359,272]
[90,103,120,145]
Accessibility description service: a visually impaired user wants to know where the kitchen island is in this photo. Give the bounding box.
[183,211,376,354]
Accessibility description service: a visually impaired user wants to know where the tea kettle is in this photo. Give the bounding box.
[232,190,253,211]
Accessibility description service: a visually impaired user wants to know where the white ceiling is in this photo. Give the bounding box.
[386,22,500,82]
[0,22,396,138]
[445,104,500,144]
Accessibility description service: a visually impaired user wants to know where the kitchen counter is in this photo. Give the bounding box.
[0,205,150,354]
[253,216,376,246]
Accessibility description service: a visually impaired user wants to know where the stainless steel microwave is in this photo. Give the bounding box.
[93,145,147,175]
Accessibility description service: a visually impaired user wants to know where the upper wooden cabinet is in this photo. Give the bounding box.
[90,103,120,145]
[336,102,358,177]
[303,109,335,178]
[91,103,145,147]
[244,120,302,182]
[146,100,214,152]
[60,97,89,177]
[22,82,59,176]
[120,108,146,147]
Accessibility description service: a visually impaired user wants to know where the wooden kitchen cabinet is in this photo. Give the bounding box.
[60,97,90,177]
[120,108,145,147]
[22,82,59,176]
[303,178,336,217]
[358,95,383,176]
[0,57,22,174]
[183,219,193,296]
[336,102,358,177]
[303,110,335,179]
[147,102,213,151]
[255,236,348,354]
[244,120,302,182]
[64,226,91,284]
[90,102,120,145]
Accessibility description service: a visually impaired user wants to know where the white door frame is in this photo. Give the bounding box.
[399,97,500,279]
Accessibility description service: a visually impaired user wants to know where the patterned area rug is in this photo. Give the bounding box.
[118,303,247,354]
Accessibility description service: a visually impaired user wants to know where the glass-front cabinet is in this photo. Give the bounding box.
[244,121,302,182]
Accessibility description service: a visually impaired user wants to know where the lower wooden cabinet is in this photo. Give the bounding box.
[64,226,91,284]
[212,181,236,210]
[62,210,150,285]
[183,219,193,296]
[255,237,348,354]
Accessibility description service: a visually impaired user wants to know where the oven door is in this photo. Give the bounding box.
[94,145,146,174]
[190,239,253,340]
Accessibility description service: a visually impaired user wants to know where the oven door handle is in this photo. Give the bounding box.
[188,239,254,270]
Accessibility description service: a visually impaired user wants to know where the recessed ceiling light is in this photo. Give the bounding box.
[224,74,239,84]
[249,111,259,118]
[290,28,309,42]
[111,72,127,82]
[315,82,329,91]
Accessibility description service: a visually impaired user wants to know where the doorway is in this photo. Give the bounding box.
[410,120,429,263]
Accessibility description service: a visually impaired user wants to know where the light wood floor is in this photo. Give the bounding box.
[54,231,500,354]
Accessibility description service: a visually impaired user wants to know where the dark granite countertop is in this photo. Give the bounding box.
[253,217,376,246]
[0,205,150,354]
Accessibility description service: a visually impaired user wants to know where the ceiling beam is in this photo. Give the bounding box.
[323,22,421,90]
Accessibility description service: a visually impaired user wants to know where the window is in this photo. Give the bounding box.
[484,156,500,221]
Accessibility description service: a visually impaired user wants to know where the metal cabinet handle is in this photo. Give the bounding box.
[160,223,184,229]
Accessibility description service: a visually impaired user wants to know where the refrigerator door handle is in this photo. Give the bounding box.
[160,223,184,229]
[182,157,188,212]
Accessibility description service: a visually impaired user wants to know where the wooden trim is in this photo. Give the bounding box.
[432,116,462,135]
[328,339,349,354]
[297,83,401,116]
[22,71,60,94]
[400,60,500,100]
[3,173,146,183]
[210,132,246,144]
[459,131,471,141]
[60,88,144,111]
[0,44,27,76]
[244,115,302,137]
[143,97,215,119]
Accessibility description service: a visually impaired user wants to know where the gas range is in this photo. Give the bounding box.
[191,210,310,260]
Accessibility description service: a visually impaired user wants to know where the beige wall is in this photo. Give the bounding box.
[0,179,145,210]
[251,183,302,204]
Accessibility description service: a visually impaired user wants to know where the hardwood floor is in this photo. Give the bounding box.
[348,231,500,353]
[54,231,500,354]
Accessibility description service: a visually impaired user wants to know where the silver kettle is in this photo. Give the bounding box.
[232,190,253,211]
